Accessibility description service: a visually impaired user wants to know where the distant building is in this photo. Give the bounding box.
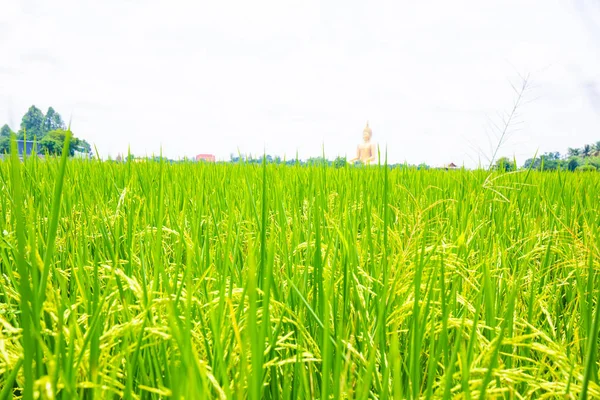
[0,140,42,160]
[436,162,458,170]
[196,154,216,162]
[73,150,93,159]
[18,140,38,156]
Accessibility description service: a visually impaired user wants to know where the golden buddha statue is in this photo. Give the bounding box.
[350,122,376,164]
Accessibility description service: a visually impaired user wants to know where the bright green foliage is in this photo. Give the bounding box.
[18,105,45,139]
[576,164,597,172]
[1,125,14,154]
[333,156,347,168]
[0,137,9,154]
[523,152,563,170]
[43,107,66,133]
[521,140,600,170]
[568,156,582,171]
[0,156,599,399]
[0,124,11,138]
[4,105,89,156]
[494,156,516,171]
[39,129,75,156]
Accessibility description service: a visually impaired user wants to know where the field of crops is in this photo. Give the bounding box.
[0,149,599,399]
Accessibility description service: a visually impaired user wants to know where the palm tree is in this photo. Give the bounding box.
[582,144,593,158]
[567,147,581,157]
[593,141,600,156]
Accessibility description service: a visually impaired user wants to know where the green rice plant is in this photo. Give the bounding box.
[0,153,598,399]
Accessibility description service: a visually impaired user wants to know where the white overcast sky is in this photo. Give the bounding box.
[1,0,599,166]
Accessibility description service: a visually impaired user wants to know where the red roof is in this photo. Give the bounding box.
[196,154,215,162]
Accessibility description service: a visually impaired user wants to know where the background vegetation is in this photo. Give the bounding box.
[0,106,91,156]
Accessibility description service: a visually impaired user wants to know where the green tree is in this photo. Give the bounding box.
[39,129,74,156]
[43,107,55,133]
[0,137,9,154]
[2,106,86,157]
[567,157,581,172]
[1,124,12,137]
[576,164,596,172]
[72,137,91,154]
[333,156,347,168]
[593,141,600,156]
[567,147,581,157]
[42,107,66,134]
[523,153,563,171]
[43,107,55,132]
[0,124,13,154]
[582,144,593,158]
[523,158,536,169]
[52,108,65,131]
[495,157,516,172]
[588,156,600,170]
[18,105,45,139]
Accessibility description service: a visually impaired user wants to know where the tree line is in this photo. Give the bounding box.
[495,141,600,172]
[0,105,91,156]
[4,107,596,171]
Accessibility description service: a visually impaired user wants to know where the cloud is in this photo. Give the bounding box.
[0,66,18,75]
[20,52,59,67]
[0,0,599,166]
[582,81,600,113]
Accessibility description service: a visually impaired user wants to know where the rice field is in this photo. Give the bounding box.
[0,143,599,399]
